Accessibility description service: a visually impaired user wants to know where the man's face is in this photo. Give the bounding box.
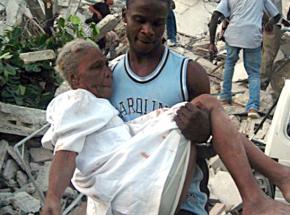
[75,48,112,99]
[123,0,168,55]
[106,0,114,6]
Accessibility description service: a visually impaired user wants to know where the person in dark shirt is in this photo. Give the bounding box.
[85,0,114,50]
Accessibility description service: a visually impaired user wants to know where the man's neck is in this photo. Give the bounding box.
[128,45,165,77]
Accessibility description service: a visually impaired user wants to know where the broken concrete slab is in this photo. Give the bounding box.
[36,161,51,192]
[6,146,27,172]
[15,182,36,195]
[259,90,275,113]
[30,162,42,173]
[0,192,13,206]
[5,0,25,26]
[19,49,56,64]
[209,203,226,215]
[223,105,245,116]
[209,155,227,172]
[25,0,45,22]
[65,0,82,18]
[95,14,120,41]
[30,147,53,163]
[16,170,28,187]
[11,191,41,213]
[0,205,16,215]
[64,187,78,199]
[239,118,265,138]
[4,179,18,189]
[196,57,218,72]
[3,159,19,181]
[0,140,9,173]
[209,170,242,211]
[175,0,215,37]
[0,101,46,136]
[255,119,271,141]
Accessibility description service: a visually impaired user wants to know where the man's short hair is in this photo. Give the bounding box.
[55,39,99,83]
[125,0,171,9]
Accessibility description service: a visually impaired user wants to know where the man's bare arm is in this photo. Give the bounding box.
[41,150,77,215]
[174,60,211,143]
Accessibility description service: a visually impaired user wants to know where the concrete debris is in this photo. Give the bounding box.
[209,155,227,172]
[64,187,79,199]
[20,49,56,64]
[6,146,27,172]
[5,0,26,27]
[16,170,28,187]
[11,191,41,213]
[0,140,9,173]
[0,205,16,215]
[95,14,121,41]
[15,182,36,195]
[30,147,53,163]
[35,161,51,192]
[0,192,13,206]
[209,170,242,211]
[209,203,227,215]
[0,101,47,137]
[3,159,19,181]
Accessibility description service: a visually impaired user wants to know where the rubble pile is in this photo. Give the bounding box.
[0,136,86,215]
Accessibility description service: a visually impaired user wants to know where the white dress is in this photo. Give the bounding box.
[42,89,190,215]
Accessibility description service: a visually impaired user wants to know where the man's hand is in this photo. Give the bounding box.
[208,43,218,62]
[190,94,223,112]
[41,195,61,215]
[174,102,211,143]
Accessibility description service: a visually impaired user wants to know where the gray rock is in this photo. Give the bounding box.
[0,140,9,173]
[11,191,41,213]
[3,159,19,181]
[16,170,28,187]
[30,147,53,163]
[36,161,51,192]
[15,183,36,195]
[0,192,13,206]
[0,205,16,215]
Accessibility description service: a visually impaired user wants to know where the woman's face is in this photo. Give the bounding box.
[73,48,113,99]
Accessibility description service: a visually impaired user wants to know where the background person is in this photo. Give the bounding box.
[260,0,282,90]
[85,0,119,55]
[209,0,281,118]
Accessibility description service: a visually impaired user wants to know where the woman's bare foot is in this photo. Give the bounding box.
[272,167,290,202]
[243,196,290,215]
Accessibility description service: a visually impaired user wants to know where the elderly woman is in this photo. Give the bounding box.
[41,38,193,215]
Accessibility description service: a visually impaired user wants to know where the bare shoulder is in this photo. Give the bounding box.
[186,60,210,100]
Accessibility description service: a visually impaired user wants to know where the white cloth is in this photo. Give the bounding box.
[42,89,190,215]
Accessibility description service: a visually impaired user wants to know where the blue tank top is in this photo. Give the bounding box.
[109,46,208,214]
[110,46,189,122]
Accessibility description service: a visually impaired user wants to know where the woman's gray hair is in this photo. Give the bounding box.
[55,38,99,82]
